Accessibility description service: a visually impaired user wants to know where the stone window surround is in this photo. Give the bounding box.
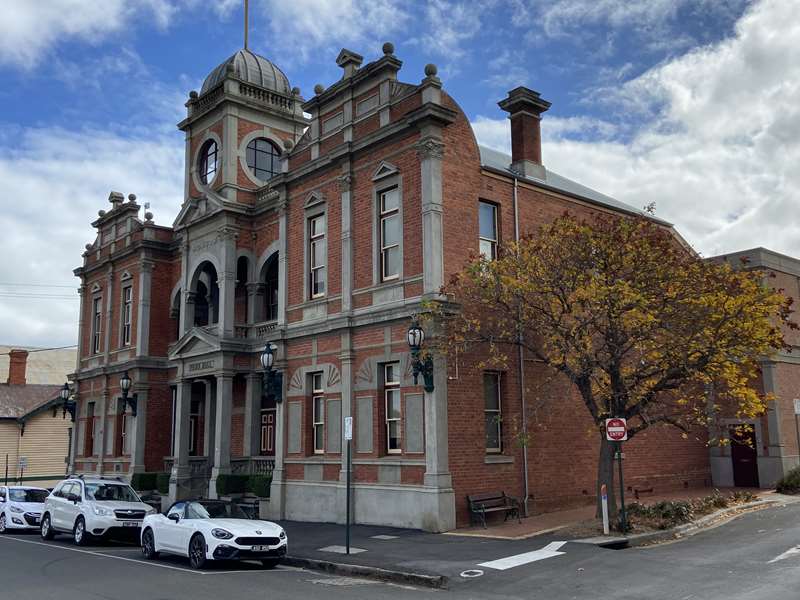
[237,128,285,187]
[119,272,133,348]
[304,192,327,302]
[479,199,499,260]
[311,371,325,454]
[371,164,403,287]
[384,361,402,454]
[484,371,502,454]
[191,130,223,192]
[91,293,103,355]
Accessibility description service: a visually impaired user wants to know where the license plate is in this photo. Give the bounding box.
[122,521,140,527]
[252,545,271,552]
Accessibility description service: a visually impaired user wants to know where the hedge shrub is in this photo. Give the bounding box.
[156,472,170,495]
[130,472,157,492]
[247,474,272,498]
[776,466,800,494]
[215,474,248,496]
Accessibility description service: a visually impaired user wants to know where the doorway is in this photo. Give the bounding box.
[730,425,759,488]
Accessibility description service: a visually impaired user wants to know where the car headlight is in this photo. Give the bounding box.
[10,505,24,513]
[279,530,286,540]
[211,528,234,540]
[144,506,156,515]
[93,506,111,516]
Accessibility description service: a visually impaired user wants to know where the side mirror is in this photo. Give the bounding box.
[167,513,180,522]
[67,493,80,504]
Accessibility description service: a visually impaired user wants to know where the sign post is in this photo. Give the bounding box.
[600,484,610,535]
[605,418,628,533]
[344,416,353,555]
[794,400,800,467]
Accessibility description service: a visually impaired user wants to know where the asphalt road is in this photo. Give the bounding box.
[2,502,799,599]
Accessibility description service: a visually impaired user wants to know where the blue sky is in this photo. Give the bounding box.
[1,0,799,348]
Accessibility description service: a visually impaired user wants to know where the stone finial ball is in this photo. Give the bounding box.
[85,244,93,251]
[424,63,438,77]
[98,210,106,217]
[189,90,198,99]
[314,84,325,95]
[292,86,301,96]
[128,193,137,202]
[283,138,294,150]
[145,211,154,221]
[382,42,395,55]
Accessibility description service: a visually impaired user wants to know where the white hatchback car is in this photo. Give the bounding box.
[0,486,50,533]
[40,475,156,545]
[140,499,287,569]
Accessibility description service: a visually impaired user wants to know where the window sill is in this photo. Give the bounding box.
[484,454,514,464]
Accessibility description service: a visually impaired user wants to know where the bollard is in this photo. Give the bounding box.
[601,484,610,535]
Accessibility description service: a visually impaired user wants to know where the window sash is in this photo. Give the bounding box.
[122,287,132,346]
[312,395,325,453]
[309,217,326,298]
[484,373,502,453]
[479,202,498,260]
[379,189,400,281]
[384,363,401,453]
[92,298,102,354]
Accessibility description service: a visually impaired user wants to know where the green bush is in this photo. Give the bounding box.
[776,466,800,494]
[247,474,272,498]
[215,474,248,496]
[156,472,170,495]
[131,472,158,492]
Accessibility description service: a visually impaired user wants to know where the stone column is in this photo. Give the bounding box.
[267,360,287,519]
[103,268,114,360]
[339,171,353,314]
[129,388,148,474]
[246,282,264,325]
[202,379,215,461]
[422,354,455,531]
[277,201,288,327]
[417,137,445,297]
[179,236,191,334]
[209,374,233,499]
[136,261,154,356]
[75,284,86,370]
[96,390,109,475]
[217,227,237,338]
[169,381,192,501]
[244,373,262,457]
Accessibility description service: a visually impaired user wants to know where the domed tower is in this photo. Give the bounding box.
[178,48,308,205]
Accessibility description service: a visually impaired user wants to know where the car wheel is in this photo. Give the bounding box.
[0,513,7,534]
[41,514,54,540]
[261,558,281,569]
[188,534,206,570]
[141,528,159,560]
[73,517,90,546]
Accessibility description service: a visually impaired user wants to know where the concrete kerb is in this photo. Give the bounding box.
[576,496,794,549]
[283,555,448,589]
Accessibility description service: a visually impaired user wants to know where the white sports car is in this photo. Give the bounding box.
[140,499,287,569]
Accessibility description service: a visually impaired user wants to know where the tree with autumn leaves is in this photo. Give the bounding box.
[430,212,794,522]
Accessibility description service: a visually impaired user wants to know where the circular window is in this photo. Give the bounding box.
[246,138,281,181]
[199,140,218,185]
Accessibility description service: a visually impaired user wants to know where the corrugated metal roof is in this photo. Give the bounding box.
[479,145,670,224]
[0,384,61,419]
[0,346,75,385]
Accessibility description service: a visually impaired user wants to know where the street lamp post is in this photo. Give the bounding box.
[53,382,76,422]
[119,371,138,417]
[407,318,435,393]
[260,343,282,403]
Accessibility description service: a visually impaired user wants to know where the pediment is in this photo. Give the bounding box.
[169,327,220,359]
[173,192,225,229]
[372,161,399,181]
[304,190,326,208]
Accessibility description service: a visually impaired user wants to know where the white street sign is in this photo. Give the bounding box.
[18,456,27,470]
[344,416,353,441]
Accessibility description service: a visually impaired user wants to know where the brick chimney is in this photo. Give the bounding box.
[498,86,551,180]
[7,349,29,385]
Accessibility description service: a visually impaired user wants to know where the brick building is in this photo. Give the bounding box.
[70,43,710,531]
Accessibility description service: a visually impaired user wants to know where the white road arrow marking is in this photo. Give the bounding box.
[478,541,567,571]
[768,546,800,563]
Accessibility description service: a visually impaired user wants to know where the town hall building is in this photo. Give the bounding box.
[69,42,713,531]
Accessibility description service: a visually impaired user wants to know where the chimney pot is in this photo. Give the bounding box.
[498,86,551,179]
[7,349,29,385]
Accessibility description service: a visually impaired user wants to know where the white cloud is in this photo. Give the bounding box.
[0,0,238,69]
[0,127,183,347]
[472,0,800,258]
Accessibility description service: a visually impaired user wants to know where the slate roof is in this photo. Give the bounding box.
[478,145,671,225]
[0,383,62,420]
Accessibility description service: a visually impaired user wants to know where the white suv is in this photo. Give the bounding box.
[40,475,156,545]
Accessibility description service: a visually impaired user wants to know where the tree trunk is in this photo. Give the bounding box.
[596,434,618,521]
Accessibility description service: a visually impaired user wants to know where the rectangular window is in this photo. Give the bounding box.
[121,286,132,346]
[309,214,326,298]
[311,373,325,453]
[384,363,401,453]
[484,373,502,453]
[85,402,96,456]
[92,297,102,354]
[479,201,498,260]
[379,188,400,281]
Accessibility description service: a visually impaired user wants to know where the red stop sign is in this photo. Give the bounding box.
[605,418,628,441]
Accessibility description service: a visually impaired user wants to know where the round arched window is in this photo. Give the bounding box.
[199,140,218,185]
[246,138,281,181]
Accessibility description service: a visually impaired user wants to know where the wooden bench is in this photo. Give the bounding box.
[467,492,521,528]
[633,487,654,500]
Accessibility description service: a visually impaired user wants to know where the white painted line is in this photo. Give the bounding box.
[318,545,367,554]
[370,535,399,540]
[768,546,800,563]
[478,541,567,571]
[0,536,298,576]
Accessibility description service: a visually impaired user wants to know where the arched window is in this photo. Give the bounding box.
[246,138,281,181]
[199,140,218,185]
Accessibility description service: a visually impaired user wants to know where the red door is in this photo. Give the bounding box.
[730,426,759,488]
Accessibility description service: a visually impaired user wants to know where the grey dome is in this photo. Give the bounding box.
[201,49,291,96]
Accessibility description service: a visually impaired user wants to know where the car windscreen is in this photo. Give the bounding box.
[8,489,49,503]
[84,484,140,502]
[187,501,252,520]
